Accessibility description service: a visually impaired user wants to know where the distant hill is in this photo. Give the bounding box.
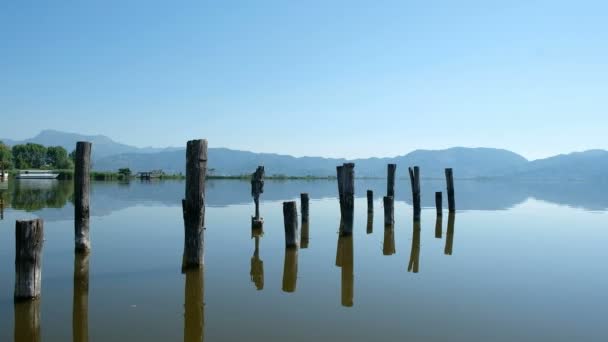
[3,130,607,179]
[2,129,180,160]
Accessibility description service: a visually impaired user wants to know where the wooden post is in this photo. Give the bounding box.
[445,168,455,213]
[74,141,92,253]
[408,220,421,273]
[435,214,442,239]
[250,236,264,290]
[336,165,344,209]
[383,226,395,256]
[182,139,207,270]
[15,219,44,300]
[366,190,373,215]
[387,164,396,197]
[184,268,204,342]
[73,253,89,342]
[435,191,443,216]
[383,196,394,226]
[339,235,354,307]
[283,201,298,248]
[445,212,455,255]
[300,193,309,223]
[340,163,355,235]
[14,300,40,342]
[282,248,298,293]
[251,166,264,228]
[366,213,373,234]
[408,166,421,220]
[300,222,309,249]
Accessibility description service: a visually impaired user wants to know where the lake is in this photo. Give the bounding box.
[1,179,607,341]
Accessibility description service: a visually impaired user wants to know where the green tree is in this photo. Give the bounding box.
[46,146,73,169]
[12,143,47,169]
[0,141,12,171]
[118,167,132,178]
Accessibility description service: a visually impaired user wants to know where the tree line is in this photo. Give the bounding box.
[0,141,73,170]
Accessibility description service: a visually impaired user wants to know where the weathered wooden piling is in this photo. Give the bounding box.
[408,166,421,220]
[184,268,204,342]
[387,164,396,197]
[74,141,92,253]
[337,163,355,235]
[408,220,421,273]
[250,236,264,290]
[445,168,455,213]
[282,201,299,248]
[14,299,40,342]
[282,248,298,293]
[435,191,443,216]
[15,219,44,300]
[300,193,309,223]
[383,226,396,256]
[182,139,207,269]
[435,215,442,239]
[251,166,265,228]
[383,196,394,226]
[366,190,373,215]
[445,212,455,255]
[339,235,354,307]
[73,253,89,342]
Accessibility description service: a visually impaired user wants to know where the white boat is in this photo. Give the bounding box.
[16,170,60,179]
[0,172,8,181]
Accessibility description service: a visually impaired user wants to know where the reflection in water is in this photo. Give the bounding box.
[336,235,354,307]
[282,248,298,293]
[383,225,395,256]
[366,213,373,234]
[73,253,90,342]
[445,213,456,255]
[408,220,421,273]
[300,222,309,249]
[250,229,264,290]
[0,195,4,220]
[10,179,73,211]
[14,299,41,342]
[435,215,442,239]
[184,268,205,342]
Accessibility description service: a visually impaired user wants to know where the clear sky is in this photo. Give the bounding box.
[1,0,606,160]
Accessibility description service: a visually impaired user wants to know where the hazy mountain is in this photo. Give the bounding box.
[3,130,607,179]
[2,129,180,160]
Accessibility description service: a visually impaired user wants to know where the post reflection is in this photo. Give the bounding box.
[73,253,90,342]
[435,215,442,239]
[250,228,264,290]
[407,220,421,273]
[14,299,41,342]
[336,235,354,307]
[184,267,205,342]
[383,225,395,256]
[282,248,298,293]
[445,213,456,255]
[300,222,309,249]
[366,213,373,234]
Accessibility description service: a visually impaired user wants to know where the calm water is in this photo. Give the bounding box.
[1,179,607,341]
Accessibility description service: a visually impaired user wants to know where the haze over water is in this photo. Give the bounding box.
[1,179,607,341]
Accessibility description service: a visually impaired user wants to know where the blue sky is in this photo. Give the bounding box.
[1,0,606,160]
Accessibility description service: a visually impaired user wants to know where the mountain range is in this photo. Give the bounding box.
[2,130,607,180]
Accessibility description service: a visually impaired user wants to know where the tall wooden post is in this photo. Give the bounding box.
[339,163,355,235]
[445,212,455,255]
[282,248,298,293]
[15,219,44,300]
[184,268,204,342]
[408,220,421,273]
[283,201,298,248]
[73,253,89,342]
[445,168,455,213]
[387,164,396,197]
[251,166,264,228]
[366,190,373,215]
[383,196,394,226]
[435,191,443,216]
[14,300,41,342]
[74,141,92,253]
[300,193,309,223]
[182,139,207,270]
[366,213,373,234]
[408,166,421,220]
